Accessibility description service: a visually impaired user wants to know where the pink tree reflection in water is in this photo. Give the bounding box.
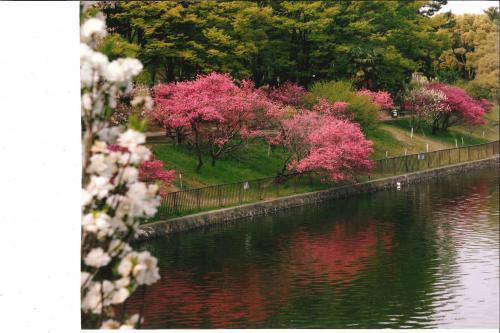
[123,219,393,328]
[288,222,393,285]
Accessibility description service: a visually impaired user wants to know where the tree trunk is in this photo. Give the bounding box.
[193,127,204,172]
[196,150,203,172]
[432,118,439,134]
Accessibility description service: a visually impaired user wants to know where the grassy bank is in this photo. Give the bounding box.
[152,106,499,190]
[152,139,287,189]
[370,105,498,159]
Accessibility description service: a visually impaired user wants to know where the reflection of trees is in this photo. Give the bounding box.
[289,222,392,283]
[124,169,497,328]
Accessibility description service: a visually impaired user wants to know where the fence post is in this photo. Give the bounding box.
[458,147,461,163]
[381,159,384,176]
[238,184,242,204]
[217,186,222,207]
[174,193,179,216]
[196,190,201,210]
[427,152,430,169]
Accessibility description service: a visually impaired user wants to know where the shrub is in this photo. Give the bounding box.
[306,80,379,130]
[356,89,394,110]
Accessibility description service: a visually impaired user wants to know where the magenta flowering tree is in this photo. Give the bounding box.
[357,89,394,110]
[312,98,353,120]
[477,98,494,113]
[294,117,374,181]
[149,73,274,171]
[405,87,450,131]
[424,83,486,133]
[139,159,176,196]
[269,110,373,182]
[267,81,306,107]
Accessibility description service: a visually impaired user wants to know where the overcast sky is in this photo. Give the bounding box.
[438,0,499,15]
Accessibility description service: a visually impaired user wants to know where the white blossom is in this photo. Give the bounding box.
[80,61,95,88]
[82,212,116,239]
[86,175,113,199]
[82,189,92,206]
[80,17,107,43]
[82,282,102,314]
[108,239,132,257]
[100,320,120,329]
[118,129,146,149]
[131,95,154,111]
[133,251,160,285]
[110,285,129,304]
[122,166,139,184]
[104,58,143,84]
[122,313,139,328]
[84,247,111,267]
[129,145,151,164]
[117,252,135,277]
[82,93,92,111]
[90,141,108,154]
[87,153,118,177]
[127,182,160,217]
[97,126,122,143]
[89,51,109,73]
[81,12,161,328]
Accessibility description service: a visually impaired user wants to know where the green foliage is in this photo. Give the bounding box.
[98,33,140,60]
[307,80,379,130]
[127,114,147,132]
[454,80,494,100]
[100,0,451,92]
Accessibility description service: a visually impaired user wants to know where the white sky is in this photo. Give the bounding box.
[438,0,499,15]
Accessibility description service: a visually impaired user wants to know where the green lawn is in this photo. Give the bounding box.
[366,126,408,160]
[152,139,288,189]
[383,117,492,146]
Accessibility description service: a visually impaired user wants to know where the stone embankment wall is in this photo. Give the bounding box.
[137,156,499,240]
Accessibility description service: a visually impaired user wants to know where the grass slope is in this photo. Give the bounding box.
[152,139,286,189]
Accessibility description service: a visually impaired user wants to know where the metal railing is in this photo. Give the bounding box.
[151,140,499,220]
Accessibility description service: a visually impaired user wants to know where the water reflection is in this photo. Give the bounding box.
[125,168,499,329]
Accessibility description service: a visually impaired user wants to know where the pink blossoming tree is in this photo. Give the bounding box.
[139,159,176,196]
[312,98,353,120]
[405,87,450,131]
[149,73,274,171]
[267,81,306,107]
[418,83,486,133]
[357,89,394,111]
[269,111,373,182]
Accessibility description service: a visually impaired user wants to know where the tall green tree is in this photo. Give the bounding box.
[97,0,451,95]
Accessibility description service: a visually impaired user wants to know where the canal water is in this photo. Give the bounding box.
[128,167,499,329]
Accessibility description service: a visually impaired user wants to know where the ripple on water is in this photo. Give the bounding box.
[125,168,499,329]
